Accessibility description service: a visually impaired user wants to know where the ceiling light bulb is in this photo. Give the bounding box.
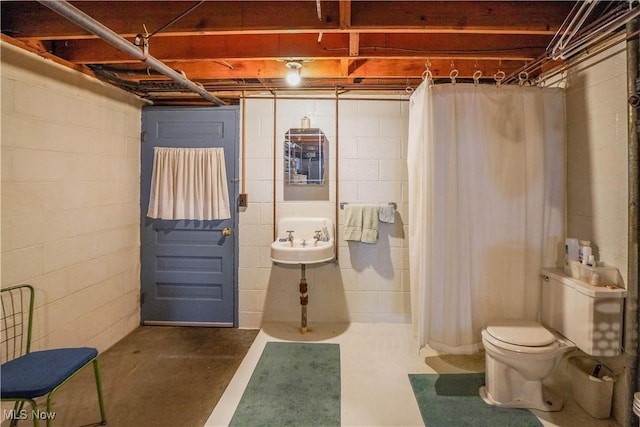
[286,69,301,85]
[285,61,302,86]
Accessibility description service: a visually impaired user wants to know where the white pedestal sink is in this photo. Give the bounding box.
[270,217,335,264]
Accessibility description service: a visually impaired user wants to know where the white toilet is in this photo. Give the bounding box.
[480,319,574,411]
[480,268,626,412]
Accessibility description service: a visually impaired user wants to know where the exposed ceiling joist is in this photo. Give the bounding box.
[49,32,549,64]
[1,1,569,39]
[1,0,629,104]
[339,0,351,30]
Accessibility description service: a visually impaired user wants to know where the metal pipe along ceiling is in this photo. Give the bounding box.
[39,0,226,106]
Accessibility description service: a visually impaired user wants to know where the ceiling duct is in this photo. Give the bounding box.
[39,0,226,106]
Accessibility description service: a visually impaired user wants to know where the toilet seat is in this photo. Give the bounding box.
[486,320,555,346]
[483,320,559,354]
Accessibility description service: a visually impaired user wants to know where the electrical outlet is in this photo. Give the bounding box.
[238,193,248,207]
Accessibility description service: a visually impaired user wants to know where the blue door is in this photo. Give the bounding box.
[140,106,238,326]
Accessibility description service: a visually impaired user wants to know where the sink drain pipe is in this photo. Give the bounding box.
[39,0,226,106]
[299,265,308,333]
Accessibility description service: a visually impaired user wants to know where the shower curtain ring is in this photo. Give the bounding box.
[405,78,414,94]
[473,70,483,85]
[518,71,529,86]
[422,69,434,86]
[494,70,506,86]
[449,69,459,84]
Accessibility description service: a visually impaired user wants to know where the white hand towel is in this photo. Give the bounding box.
[378,204,395,223]
[343,205,363,241]
[361,206,379,244]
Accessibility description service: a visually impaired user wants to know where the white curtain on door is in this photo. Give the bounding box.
[408,83,565,354]
[147,147,231,220]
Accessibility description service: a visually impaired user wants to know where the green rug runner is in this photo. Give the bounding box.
[230,342,340,427]
[409,372,542,427]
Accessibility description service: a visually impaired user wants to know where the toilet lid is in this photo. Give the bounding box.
[486,320,555,347]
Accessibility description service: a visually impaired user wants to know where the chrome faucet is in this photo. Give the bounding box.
[313,230,322,244]
[286,230,294,246]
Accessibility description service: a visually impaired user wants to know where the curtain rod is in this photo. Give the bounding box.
[240,95,409,102]
[535,31,633,85]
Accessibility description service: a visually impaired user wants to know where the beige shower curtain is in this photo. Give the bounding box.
[408,83,565,354]
[147,147,231,220]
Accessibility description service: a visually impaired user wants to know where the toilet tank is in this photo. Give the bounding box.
[541,268,626,357]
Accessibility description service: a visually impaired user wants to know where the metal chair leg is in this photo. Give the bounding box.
[93,359,107,425]
[8,401,22,427]
[7,401,26,427]
[29,400,40,427]
[42,357,107,426]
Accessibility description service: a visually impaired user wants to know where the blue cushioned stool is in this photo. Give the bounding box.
[1,285,107,427]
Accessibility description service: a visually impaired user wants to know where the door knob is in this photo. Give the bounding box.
[222,227,232,236]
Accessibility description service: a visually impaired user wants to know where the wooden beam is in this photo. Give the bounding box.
[349,33,359,57]
[2,1,569,40]
[340,58,349,76]
[339,0,351,29]
[340,57,362,82]
[54,32,549,64]
[0,0,571,96]
[1,1,341,39]
[123,58,529,80]
[0,33,94,77]
[350,1,573,34]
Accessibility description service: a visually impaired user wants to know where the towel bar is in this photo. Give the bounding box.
[340,202,397,210]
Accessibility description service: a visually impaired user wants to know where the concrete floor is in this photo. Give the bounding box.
[207,322,621,427]
[3,322,622,427]
[31,326,258,427]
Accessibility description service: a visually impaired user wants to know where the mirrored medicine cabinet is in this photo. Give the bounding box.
[283,127,329,201]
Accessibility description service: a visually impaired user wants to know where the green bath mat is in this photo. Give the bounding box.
[230,342,340,427]
[408,373,542,427]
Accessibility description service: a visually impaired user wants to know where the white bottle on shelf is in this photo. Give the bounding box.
[578,240,591,264]
[565,238,579,261]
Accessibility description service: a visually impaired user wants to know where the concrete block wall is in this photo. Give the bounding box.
[1,42,143,352]
[337,98,410,323]
[239,96,409,328]
[563,42,629,424]
[565,44,629,284]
